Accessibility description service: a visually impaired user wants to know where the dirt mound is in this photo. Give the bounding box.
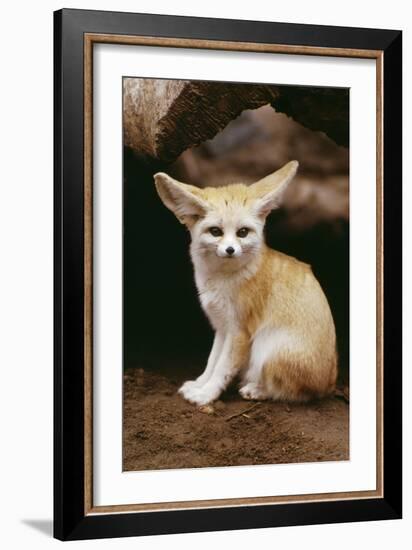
[123,368,349,471]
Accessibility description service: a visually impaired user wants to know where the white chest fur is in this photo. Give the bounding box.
[191,254,249,333]
[197,279,238,332]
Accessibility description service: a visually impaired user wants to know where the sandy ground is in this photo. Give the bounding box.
[123,366,349,471]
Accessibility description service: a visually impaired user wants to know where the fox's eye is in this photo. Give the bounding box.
[209,227,223,237]
[236,227,249,238]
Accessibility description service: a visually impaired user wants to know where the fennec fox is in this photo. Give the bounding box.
[154,161,337,406]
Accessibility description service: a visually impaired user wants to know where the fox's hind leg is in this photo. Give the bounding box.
[239,382,270,400]
[240,326,336,402]
[239,327,301,401]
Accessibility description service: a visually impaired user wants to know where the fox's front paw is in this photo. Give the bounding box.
[180,384,219,406]
[178,380,199,396]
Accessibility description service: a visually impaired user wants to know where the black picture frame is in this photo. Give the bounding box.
[54,8,402,541]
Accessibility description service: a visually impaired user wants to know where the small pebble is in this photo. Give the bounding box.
[198,404,215,415]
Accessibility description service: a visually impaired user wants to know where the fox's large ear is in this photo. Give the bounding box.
[251,160,298,218]
[154,172,208,226]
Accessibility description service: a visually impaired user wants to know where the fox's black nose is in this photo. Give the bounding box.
[226,246,235,256]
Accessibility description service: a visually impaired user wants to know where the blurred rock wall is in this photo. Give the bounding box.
[169,104,349,233]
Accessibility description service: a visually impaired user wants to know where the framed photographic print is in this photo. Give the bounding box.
[54,8,402,541]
